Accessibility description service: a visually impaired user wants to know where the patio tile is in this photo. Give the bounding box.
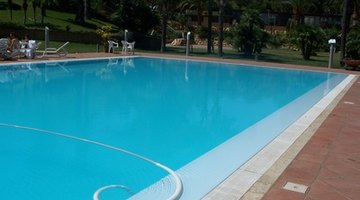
[262,76,360,200]
[262,188,306,200]
[297,146,329,164]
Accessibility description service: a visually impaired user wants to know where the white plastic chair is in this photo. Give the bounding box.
[20,40,41,59]
[121,41,135,55]
[127,41,136,55]
[108,40,119,53]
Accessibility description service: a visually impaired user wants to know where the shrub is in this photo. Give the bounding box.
[96,25,113,51]
[346,24,360,59]
[267,32,287,49]
[289,25,325,60]
[196,26,208,39]
[228,9,269,55]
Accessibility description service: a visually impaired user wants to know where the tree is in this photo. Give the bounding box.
[23,0,28,24]
[340,0,352,63]
[346,24,360,59]
[75,0,85,24]
[158,0,177,53]
[8,0,13,21]
[112,0,159,34]
[207,0,213,53]
[160,0,169,53]
[32,0,38,23]
[40,0,46,24]
[178,0,206,26]
[218,0,225,57]
[284,0,311,24]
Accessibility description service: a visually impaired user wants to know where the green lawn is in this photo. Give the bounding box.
[260,48,342,68]
[158,46,342,68]
[0,1,112,32]
[32,41,341,69]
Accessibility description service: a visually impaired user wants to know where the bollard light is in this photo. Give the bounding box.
[186,32,191,57]
[328,39,336,68]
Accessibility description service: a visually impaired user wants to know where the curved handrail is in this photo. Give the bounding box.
[0,123,183,200]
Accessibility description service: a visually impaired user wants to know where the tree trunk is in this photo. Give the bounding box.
[161,2,167,53]
[23,0,28,24]
[8,0,13,21]
[340,0,352,64]
[197,8,203,26]
[161,14,167,53]
[352,1,359,25]
[207,0,213,53]
[75,0,85,24]
[40,2,46,24]
[32,0,37,23]
[218,0,224,57]
[84,0,91,20]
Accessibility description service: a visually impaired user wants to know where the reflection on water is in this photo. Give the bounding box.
[0,57,139,84]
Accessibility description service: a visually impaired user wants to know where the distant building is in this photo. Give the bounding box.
[185,10,341,30]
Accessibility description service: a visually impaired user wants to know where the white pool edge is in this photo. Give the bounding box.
[202,74,357,200]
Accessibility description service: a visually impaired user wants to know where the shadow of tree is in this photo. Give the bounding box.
[68,20,98,29]
[26,23,61,30]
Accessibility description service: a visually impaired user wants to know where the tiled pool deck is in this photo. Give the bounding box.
[2,52,360,200]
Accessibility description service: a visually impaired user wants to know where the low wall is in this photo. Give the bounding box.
[1,29,101,44]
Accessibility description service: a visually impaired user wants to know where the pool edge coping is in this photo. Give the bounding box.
[201,74,357,200]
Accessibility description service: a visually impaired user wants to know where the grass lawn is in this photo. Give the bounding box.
[0,0,113,32]
[38,41,341,69]
[157,46,342,68]
[39,41,100,53]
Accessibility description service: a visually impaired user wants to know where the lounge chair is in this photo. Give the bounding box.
[37,41,69,58]
[108,40,120,53]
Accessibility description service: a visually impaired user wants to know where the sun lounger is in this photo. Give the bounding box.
[37,41,69,58]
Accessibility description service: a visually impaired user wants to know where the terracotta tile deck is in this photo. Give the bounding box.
[262,76,360,200]
[1,52,360,200]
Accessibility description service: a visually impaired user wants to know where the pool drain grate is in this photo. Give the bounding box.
[282,181,308,194]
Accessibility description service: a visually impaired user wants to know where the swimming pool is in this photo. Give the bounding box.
[0,57,351,199]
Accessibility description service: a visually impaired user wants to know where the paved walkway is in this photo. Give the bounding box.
[262,76,360,200]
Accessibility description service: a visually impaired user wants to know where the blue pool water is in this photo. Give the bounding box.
[0,57,347,199]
